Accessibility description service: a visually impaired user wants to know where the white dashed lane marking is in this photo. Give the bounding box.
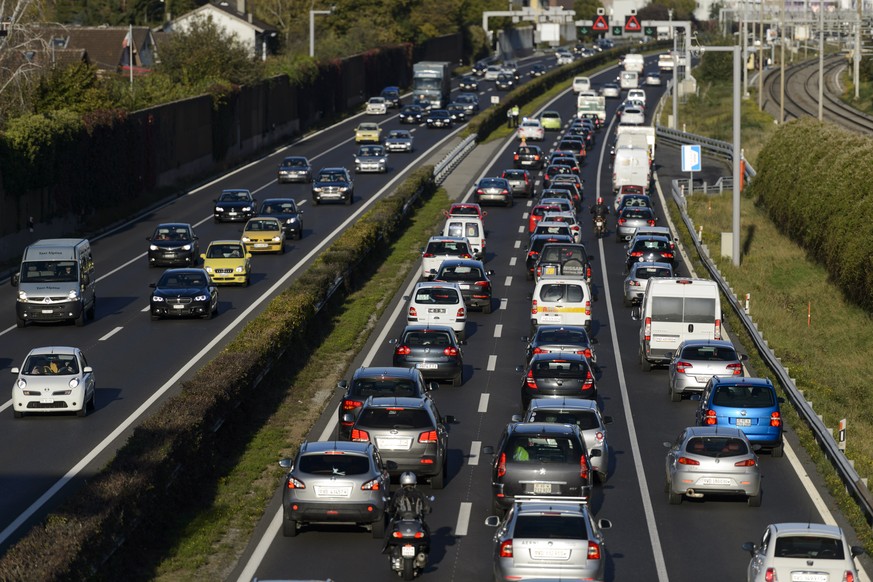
[478,393,489,413]
[494,324,503,338]
[469,441,482,466]
[504,276,512,287]
[509,257,517,266]
[99,327,123,341]
[455,502,472,537]
[487,355,497,371]
[500,298,508,310]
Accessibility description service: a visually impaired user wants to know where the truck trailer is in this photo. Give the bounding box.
[412,61,451,109]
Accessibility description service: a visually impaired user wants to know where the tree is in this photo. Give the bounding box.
[573,0,603,23]
[32,62,114,114]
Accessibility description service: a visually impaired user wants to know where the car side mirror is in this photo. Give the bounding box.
[402,295,410,301]
[428,381,439,392]
[337,380,348,389]
[777,397,785,404]
[741,542,756,555]
[487,270,495,276]
[851,545,865,558]
[740,354,749,361]
[146,236,152,241]
[10,368,19,374]
[193,235,199,240]
[484,516,501,527]
[631,306,641,321]
[149,283,157,289]
[598,519,612,530]
[83,366,93,373]
[11,273,19,287]
[511,414,522,423]
[443,415,456,424]
[662,441,673,448]
[590,337,599,345]
[482,445,494,455]
[278,458,293,470]
[459,339,467,345]
[388,338,397,345]
[245,253,252,259]
[342,413,355,424]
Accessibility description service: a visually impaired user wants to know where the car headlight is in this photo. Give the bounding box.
[379,158,386,164]
[17,378,26,389]
[235,266,244,273]
[242,206,251,212]
[215,207,224,212]
[272,236,281,242]
[17,291,27,301]
[339,187,348,192]
[149,245,159,251]
[152,295,164,302]
[181,244,192,251]
[313,186,323,192]
[194,294,208,302]
[286,218,295,224]
[242,237,251,243]
[69,378,79,389]
[68,289,79,300]
[205,266,213,273]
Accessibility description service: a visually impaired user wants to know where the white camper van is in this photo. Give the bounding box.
[12,238,96,328]
[633,278,723,371]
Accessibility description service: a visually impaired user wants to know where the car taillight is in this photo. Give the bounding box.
[578,348,592,359]
[361,478,382,490]
[727,363,743,375]
[630,251,643,257]
[513,154,520,161]
[351,428,370,442]
[647,219,656,226]
[395,345,411,356]
[675,361,692,374]
[628,280,640,287]
[845,572,855,582]
[535,266,542,277]
[703,409,717,425]
[460,253,471,259]
[644,317,651,342]
[525,369,537,389]
[443,346,459,356]
[586,266,591,279]
[457,307,465,318]
[497,453,507,477]
[533,347,547,354]
[342,399,363,413]
[475,280,490,289]
[286,476,306,489]
[770,411,782,427]
[531,299,538,314]
[499,539,513,558]
[534,154,541,161]
[585,300,591,316]
[714,318,722,340]
[764,568,776,582]
[502,189,510,196]
[476,189,485,195]
[734,458,757,467]
[663,252,674,259]
[419,430,438,443]
[587,541,601,560]
[579,455,589,480]
[678,456,700,466]
[527,251,539,259]
[583,369,594,388]
[422,253,434,258]
[408,306,417,318]
[618,218,626,225]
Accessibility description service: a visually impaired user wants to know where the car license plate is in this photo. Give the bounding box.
[532,483,552,494]
[791,574,827,582]
[416,363,438,370]
[428,308,446,313]
[173,304,185,309]
[543,265,558,276]
[699,478,732,486]
[40,398,54,404]
[541,314,561,322]
[315,486,352,498]
[696,376,713,383]
[401,545,416,558]
[42,309,53,314]
[254,243,269,248]
[532,548,570,560]
[736,418,752,427]
[655,335,678,343]
[377,437,411,450]
[457,284,470,290]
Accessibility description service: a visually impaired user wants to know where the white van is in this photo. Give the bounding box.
[619,70,639,90]
[443,216,485,260]
[627,89,646,107]
[622,54,645,73]
[12,238,96,328]
[531,276,593,332]
[632,278,723,371]
[612,147,651,193]
[572,76,591,93]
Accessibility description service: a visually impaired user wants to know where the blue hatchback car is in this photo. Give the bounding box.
[695,377,784,457]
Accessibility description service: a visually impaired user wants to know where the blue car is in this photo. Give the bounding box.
[695,377,784,457]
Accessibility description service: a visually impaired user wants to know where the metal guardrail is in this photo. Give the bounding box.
[433,134,478,186]
[655,125,756,182]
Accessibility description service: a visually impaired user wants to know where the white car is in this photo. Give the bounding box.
[542,211,582,243]
[572,76,591,93]
[644,72,662,86]
[517,118,545,141]
[420,235,474,279]
[555,50,573,65]
[601,83,621,98]
[627,89,647,106]
[11,346,96,418]
[620,107,645,126]
[365,96,388,115]
[484,65,502,80]
[405,281,467,340]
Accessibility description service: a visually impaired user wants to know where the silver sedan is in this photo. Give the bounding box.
[668,339,746,401]
[616,207,656,241]
[665,426,761,506]
[623,261,673,306]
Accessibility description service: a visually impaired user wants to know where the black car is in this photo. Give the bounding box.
[446,103,468,123]
[525,234,574,279]
[336,367,433,439]
[277,156,312,184]
[258,198,303,240]
[149,268,218,320]
[213,189,256,223]
[472,60,489,76]
[433,258,494,313]
[147,222,199,268]
[483,422,597,512]
[518,352,597,408]
[625,235,676,272]
[529,64,548,77]
[391,324,464,385]
[513,145,544,170]
[399,104,424,124]
[453,93,480,115]
[543,164,575,189]
[557,138,586,159]
[380,86,401,108]
[495,73,515,91]
[523,325,598,366]
[566,124,595,149]
[616,194,653,213]
[533,242,593,283]
[312,167,354,205]
[425,109,453,129]
[458,75,479,91]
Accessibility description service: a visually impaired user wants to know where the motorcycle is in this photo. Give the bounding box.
[385,510,432,580]
[593,214,607,237]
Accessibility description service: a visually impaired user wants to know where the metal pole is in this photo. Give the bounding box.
[309,10,315,57]
[733,45,741,267]
[742,4,749,95]
[854,0,861,100]
[780,0,785,122]
[818,1,823,120]
[758,0,764,110]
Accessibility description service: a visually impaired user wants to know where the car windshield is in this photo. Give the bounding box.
[541,246,584,263]
[219,191,250,202]
[446,222,480,239]
[773,536,845,560]
[207,244,244,259]
[22,354,79,375]
[514,515,588,540]
[318,172,348,183]
[158,272,206,288]
[538,284,584,302]
[403,331,453,347]
[245,219,277,232]
[437,264,483,281]
[152,227,190,241]
[20,261,78,283]
[528,410,600,430]
[281,158,306,167]
[426,241,470,255]
[681,345,738,361]
[298,454,370,476]
[388,131,408,139]
[358,146,382,156]
[531,359,587,379]
[685,437,749,457]
[350,378,419,398]
[506,436,581,463]
[414,287,460,305]
[357,408,432,429]
[261,202,296,214]
[712,385,775,408]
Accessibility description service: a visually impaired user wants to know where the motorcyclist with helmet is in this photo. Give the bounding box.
[590,197,609,236]
[385,472,432,570]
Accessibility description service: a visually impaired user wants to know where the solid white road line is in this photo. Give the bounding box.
[478,393,489,413]
[486,355,497,372]
[468,441,482,466]
[455,502,472,537]
[99,327,123,341]
[493,324,503,338]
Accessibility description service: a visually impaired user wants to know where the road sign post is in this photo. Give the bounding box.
[624,14,641,34]
[591,14,609,33]
[681,144,702,195]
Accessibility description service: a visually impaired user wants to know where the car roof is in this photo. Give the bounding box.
[300,440,372,455]
[351,366,422,381]
[161,268,208,275]
[528,398,599,412]
[677,339,736,349]
[208,239,245,247]
[439,258,485,269]
[529,352,588,364]
[427,235,468,243]
[27,346,78,356]
[509,422,582,437]
[768,523,845,537]
[401,324,456,334]
[514,498,592,515]
[709,376,774,389]
[414,281,462,291]
[365,396,430,408]
[684,425,747,438]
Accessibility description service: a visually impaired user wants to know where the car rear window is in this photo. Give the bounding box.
[351,378,418,398]
[414,287,460,304]
[514,515,588,540]
[536,327,588,345]
[402,331,453,347]
[531,359,587,379]
[262,202,296,213]
[532,205,560,218]
[538,283,585,303]
[535,225,571,237]
[437,264,483,281]
[712,385,775,408]
[622,208,652,219]
[299,453,371,476]
[773,536,845,560]
[685,437,749,457]
[425,241,471,255]
[358,408,433,429]
[503,171,527,180]
[633,265,672,279]
[506,436,581,464]
[446,222,480,239]
[632,240,670,252]
[528,410,600,430]
[680,345,738,361]
[651,297,715,324]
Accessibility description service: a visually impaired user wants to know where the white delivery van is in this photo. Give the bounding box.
[619,70,639,90]
[531,276,593,332]
[12,238,96,328]
[622,54,645,73]
[633,278,723,371]
[614,125,656,160]
[572,76,591,93]
[612,146,651,193]
[443,216,485,260]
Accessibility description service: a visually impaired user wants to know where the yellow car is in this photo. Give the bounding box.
[242,217,286,254]
[354,122,382,143]
[201,240,251,286]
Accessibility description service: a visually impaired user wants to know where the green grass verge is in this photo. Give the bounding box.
[126,189,452,580]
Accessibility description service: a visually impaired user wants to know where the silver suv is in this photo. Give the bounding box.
[345,396,454,489]
[278,440,390,538]
[485,497,612,582]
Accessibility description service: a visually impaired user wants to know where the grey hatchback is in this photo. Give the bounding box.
[616,207,657,241]
[623,261,673,306]
[278,440,390,538]
[346,396,454,488]
[337,367,433,439]
[390,324,464,385]
[668,339,745,401]
[500,169,534,198]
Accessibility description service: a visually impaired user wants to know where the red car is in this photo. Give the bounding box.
[445,202,487,221]
[528,203,562,233]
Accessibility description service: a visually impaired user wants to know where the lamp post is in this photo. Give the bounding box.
[309,8,332,58]
[817,0,823,120]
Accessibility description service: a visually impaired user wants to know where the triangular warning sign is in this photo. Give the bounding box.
[592,15,609,32]
[625,15,641,32]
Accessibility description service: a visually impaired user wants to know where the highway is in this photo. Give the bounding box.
[237,56,871,581]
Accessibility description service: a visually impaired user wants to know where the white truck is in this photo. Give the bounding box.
[612,146,651,193]
[615,125,655,160]
[622,54,645,73]
[576,94,606,122]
